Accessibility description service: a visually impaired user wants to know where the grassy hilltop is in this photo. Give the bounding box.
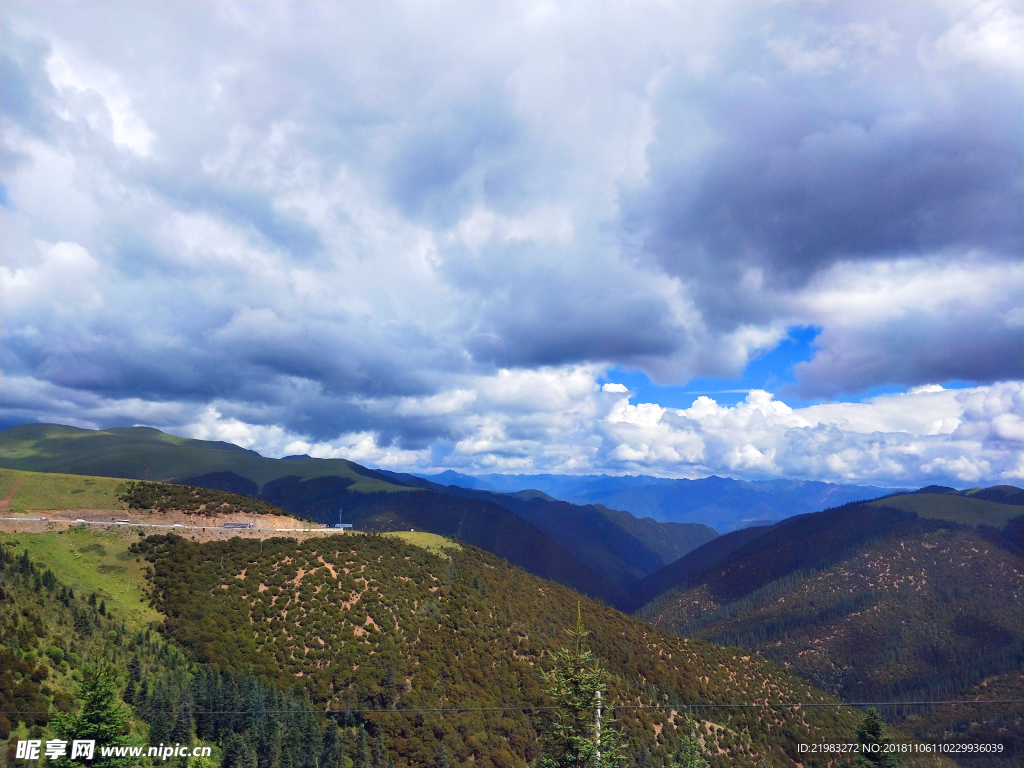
[1,468,128,512]
[1,424,407,493]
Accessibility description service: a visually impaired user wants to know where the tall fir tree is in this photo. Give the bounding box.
[538,604,627,768]
[221,732,258,768]
[320,720,344,768]
[52,664,132,768]
[855,707,898,768]
[433,742,452,768]
[352,725,370,768]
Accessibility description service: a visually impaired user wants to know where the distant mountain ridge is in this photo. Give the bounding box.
[1,424,712,608]
[417,470,895,531]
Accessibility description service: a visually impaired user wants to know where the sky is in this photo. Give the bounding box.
[2,1,1022,487]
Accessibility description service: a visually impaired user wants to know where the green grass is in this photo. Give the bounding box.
[870,493,1021,528]
[0,526,161,628]
[1,468,128,512]
[384,530,462,557]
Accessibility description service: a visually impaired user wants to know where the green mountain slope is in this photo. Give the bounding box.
[379,470,719,588]
[1,467,297,520]
[134,531,888,768]
[0,542,342,768]
[623,526,773,614]
[633,494,1023,765]
[1,468,129,512]
[869,492,1021,528]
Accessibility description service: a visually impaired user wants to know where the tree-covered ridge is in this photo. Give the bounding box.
[135,533,891,768]
[909,671,1023,768]
[638,525,1023,764]
[118,481,294,518]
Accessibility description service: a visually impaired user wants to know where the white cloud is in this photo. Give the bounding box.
[927,1,1024,74]
[12,367,1018,487]
[1,240,104,314]
[1,2,1020,486]
[46,46,156,156]
[202,375,1023,485]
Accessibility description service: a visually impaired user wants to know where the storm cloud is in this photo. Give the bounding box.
[2,2,1021,483]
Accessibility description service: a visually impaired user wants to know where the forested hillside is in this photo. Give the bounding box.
[634,496,1023,766]
[377,470,719,588]
[134,532,886,768]
[0,544,364,768]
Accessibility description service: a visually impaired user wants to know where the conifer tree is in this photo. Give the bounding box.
[373,729,386,766]
[52,664,132,768]
[352,725,370,768]
[433,742,452,768]
[320,720,344,768]
[221,732,258,768]
[669,712,709,768]
[538,604,626,768]
[855,708,898,768]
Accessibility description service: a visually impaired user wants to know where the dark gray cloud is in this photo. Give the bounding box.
[1,2,1021,475]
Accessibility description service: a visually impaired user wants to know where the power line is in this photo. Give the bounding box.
[4,700,1022,717]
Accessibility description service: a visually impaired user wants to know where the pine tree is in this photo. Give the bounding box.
[538,604,627,768]
[855,708,898,768]
[320,721,344,768]
[221,732,258,768]
[433,742,452,768]
[124,655,143,707]
[352,725,370,768]
[669,712,709,768]
[52,664,132,768]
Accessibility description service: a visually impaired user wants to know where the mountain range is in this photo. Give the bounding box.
[1,424,712,606]
[3,421,1021,765]
[416,470,894,531]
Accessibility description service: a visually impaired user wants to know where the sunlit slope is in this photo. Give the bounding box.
[0,467,296,519]
[0,527,461,632]
[136,531,888,768]
[0,423,408,493]
[1,468,128,512]
[1,526,162,627]
[0,425,646,606]
[1,543,187,747]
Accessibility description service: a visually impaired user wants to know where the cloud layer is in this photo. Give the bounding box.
[2,2,1021,484]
